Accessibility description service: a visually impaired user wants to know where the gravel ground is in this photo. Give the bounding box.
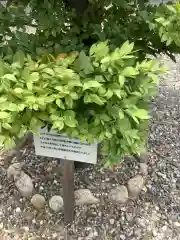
[0,55,180,240]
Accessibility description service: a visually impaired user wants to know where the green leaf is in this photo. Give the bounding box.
[17,104,25,111]
[4,138,15,150]
[14,88,24,94]
[90,94,105,105]
[121,67,138,77]
[64,110,77,127]
[166,5,176,13]
[2,123,12,130]
[75,51,94,74]
[100,113,111,122]
[119,110,124,119]
[166,38,173,46]
[0,135,5,145]
[28,72,40,82]
[2,74,17,82]
[7,103,17,111]
[37,113,49,121]
[0,97,7,103]
[45,96,55,103]
[113,89,126,99]
[70,92,79,100]
[65,95,73,108]
[116,117,131,132]
[83,81,102,91]
[119,41,134,56]
[13,51,25,67]
[104,89,113,99]
[0,58,4,77]
[148,73,159,83]
[42,68,55,76]
[0,112,10,119]
[118,75,125,87]
[90,41,109,59]
[127,108,150,120]
[161,33,169,43]
[84,93,105,105]
[56,99,65,109]
[68,79,82,88]
[52,120,64,131]
[27,82,33,90]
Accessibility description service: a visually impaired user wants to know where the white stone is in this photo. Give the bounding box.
[153,230,158,237]
[32,219,36,224]
[49,195,63,212]
[0,222,3,229]
[15,171,34,197]
[75,189,99,205]
[120,235,126,240]
[39,186,44,191]
[23,226,29,232]
[174,222,180,227]
[139,163,148,176]
[7,163,23,179]
[31,194,45,209]
[128,175,144,198]
[52,233,58,239]
[15,207,21,213]
[109,186,128,203]
[110,219,115,225]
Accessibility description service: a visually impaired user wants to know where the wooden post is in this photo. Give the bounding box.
[62,160,75,224]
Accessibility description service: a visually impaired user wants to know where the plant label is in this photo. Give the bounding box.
[150,0,175,5]
[33,127,97,164]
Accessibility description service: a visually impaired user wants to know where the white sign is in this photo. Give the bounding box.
[33,127,97,164]
[150,0,176,5]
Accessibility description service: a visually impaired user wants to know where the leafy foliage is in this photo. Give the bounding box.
[0,41,166,164]
[0,0,179,164]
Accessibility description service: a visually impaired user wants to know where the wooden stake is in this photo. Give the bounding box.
[62,160,75,224]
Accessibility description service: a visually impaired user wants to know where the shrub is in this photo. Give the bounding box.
[0,0,178,165]
[0,41,166,164]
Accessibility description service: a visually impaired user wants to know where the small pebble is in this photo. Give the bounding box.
[31,194,46,209]
[23,226,29,232]
[120,234,126,240]
[128,175,144,199]
[52,233,57,238]
[15,207,21,213]
[174,222,180,227]
[75,189,99,205]
[49,195,63,212]
[153,230,158,237]
[139,163,148,175]
[110,219,115,225]
[109,185,128,203]
[0,223,3,229]
[39,186,44,191]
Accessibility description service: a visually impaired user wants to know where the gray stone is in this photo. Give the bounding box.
[15,171,34,197]
[134,228,141,237]
[109,185,128,203]
[128,175,144,198]
[49,195,63,212]
[31,194,45,209]
[75,189,99,205]
[139,163,148,176]
[7,163,23,179]
[119,235,126,240]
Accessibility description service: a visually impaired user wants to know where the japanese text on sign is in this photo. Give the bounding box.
[33,127,97,164]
